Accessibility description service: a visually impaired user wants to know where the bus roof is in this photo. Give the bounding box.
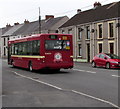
[9,33,72,43]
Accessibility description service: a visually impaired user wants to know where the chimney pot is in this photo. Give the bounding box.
[14,22,19,25]
[77,9,81,14]
[45,15,54,20]
[6,23,11,28]
[24,19,29,24]
[94,2,101,8]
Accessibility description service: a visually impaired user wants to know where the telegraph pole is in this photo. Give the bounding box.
[39,7,41,34]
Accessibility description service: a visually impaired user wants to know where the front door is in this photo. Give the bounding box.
[87,44,90,62]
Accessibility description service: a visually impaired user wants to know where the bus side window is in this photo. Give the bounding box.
[22,42,27,55]
[14,44,18,55]
[18,43,23,55]
[11,44,14,55]
[37,40,40,55]
[32,40,40,55]
[27,41,32,55]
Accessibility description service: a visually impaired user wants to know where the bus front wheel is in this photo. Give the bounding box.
[11,60,15,67]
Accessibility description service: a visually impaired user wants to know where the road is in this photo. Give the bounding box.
[1,59,119,108]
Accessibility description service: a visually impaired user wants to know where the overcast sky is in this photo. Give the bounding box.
[0,0,119,28]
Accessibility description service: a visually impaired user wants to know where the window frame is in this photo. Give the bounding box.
[97,23,103,39]
[108,41,115,54]
[78,44,82,57]
[86,26,90,39]
[108,21,115,39]
[78,28,82,40]
[97,42,103,53]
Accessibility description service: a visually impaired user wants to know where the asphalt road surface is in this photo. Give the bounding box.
[1,59,120,108]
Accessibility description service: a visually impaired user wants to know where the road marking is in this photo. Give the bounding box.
[72,68,96,74]
[12,71,62,90]
[11,70,120,108]
[96,68,119,72]
[72,90,120,109]
[111,75,120,78]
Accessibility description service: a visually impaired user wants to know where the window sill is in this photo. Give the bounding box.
[77,56,82,58]
[108,37,115,40]
[85,39,90,41]
[77,39,82,41]
[97,38,103,39]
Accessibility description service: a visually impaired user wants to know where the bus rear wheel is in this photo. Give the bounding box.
[29,62,33,72]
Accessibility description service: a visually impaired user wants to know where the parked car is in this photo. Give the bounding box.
[91,53,120,69]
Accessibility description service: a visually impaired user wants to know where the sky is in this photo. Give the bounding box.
[0,0,119,28]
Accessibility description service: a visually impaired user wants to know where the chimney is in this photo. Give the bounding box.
[94,2,101,8]
[45,15,54,20]
[24,19,29,24]
[77,9,81,14]
[14,22,19,25]
[6,23,11,28]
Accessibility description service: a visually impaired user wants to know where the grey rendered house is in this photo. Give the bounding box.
[1,15,69,58]
[0,28,2,57]
[1,24,23,58]
[0,25,13,57]
[59,2,120,62]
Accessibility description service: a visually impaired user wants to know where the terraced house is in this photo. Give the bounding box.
[0,16,69,58]
[59,2,120,62]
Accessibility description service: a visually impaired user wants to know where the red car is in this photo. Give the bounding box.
[92,53,120,69]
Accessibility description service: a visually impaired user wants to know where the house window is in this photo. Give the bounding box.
[4,38,6,46]
[78,44,82,56]
[8,37,9,41]
[86,26,90,39]
[98,24,103,38]
[4,47,6,56]
[55,30,58,33]
[109,43,114,54]
[98,43,102,53]
[109,22,114,38]
[68,29,72,34]
[78,28,82,40]
[62,30,64,34]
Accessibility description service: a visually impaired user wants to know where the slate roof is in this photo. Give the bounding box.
[13,20,45,36]
[1,26,13,35]
[41,16,66,30]
[0,28,2,36]
[60,2,120,28]
[13,16,68,36]
[2,24,23,37]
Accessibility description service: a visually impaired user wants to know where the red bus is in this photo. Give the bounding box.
[8,34,73,72]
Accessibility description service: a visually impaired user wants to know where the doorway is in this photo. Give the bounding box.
[87,44,90,62]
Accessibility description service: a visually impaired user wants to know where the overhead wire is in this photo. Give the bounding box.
[0,0,118,27]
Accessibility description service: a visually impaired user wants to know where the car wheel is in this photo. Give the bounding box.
[29,62,33,72]
[92,61,96,68]
[106,63,110,69]
[54,69,60,72]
